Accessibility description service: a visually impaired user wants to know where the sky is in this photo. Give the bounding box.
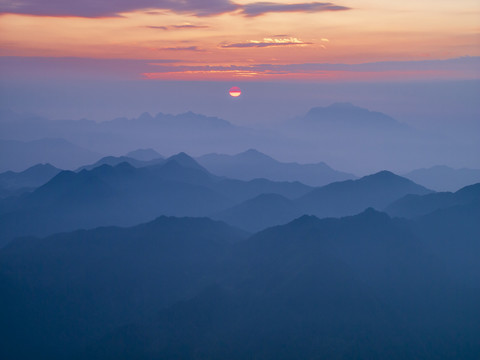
[1,0,479,81]
[0,0,479,171]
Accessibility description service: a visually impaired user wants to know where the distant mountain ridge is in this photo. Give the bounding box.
[0,109,247,156]
[0,153,312,245]
[125,148,163,161]
[81,208,479,359]
[404,165,480,192]
[0,138,102,172]
[0,163,62,197]
[0,216,247,360]
[386,183,480,219]
[214,170,432,232]
[76,155,165,171]
[197,149,355,186]
[301,102,406,130]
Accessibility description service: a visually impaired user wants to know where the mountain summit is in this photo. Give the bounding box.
[302,102,403,129]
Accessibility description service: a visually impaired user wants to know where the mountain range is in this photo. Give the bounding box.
[404,165,480,192]
[0,153,311,245]
[386,182,480,219]
[0,151,438,244]
[0,138,101,172]
[1,205,478,359]
[214,170,432,232]
[197,149,355,186]
[300,102,407,131]
[0,163,61,198]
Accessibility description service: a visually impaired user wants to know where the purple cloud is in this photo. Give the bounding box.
[158,46,204,51]
[146,24,209,30]
[0,0,350,18]
[221,40,312,48]
[144,56,480,75]
[0,0,239,17]
[240,2,350,17]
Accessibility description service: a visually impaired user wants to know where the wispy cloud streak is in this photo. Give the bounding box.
[240,2,350,17]
[0,0,349,18]
[221,37,312,48]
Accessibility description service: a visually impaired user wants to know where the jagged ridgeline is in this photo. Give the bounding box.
[0,147,479,359]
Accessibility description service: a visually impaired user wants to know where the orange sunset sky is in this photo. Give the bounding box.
[0,0,479,81]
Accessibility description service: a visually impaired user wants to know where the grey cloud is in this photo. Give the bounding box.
[221,41,312,48]
[0,0,239,17]
[158,46,204,51]
[240,2,350,17]
[145,56,480,74]
[0,0,350,18]
[146,24,209,30]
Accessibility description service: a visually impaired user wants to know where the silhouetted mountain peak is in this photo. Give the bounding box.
[354,207,391,221]
[138,112,154,122]
[166,152,207,172]
[328,102,357,109]
[404,165,480,192]
[25,163,58,172]
[303,103,401,128]
[126,148,162,161]
[114,161,136,171]
[359,170,420,186]
[352,171,432,194]
[362,170,396,180]
[237,149,274,161]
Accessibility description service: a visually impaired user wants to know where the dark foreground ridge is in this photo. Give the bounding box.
[1,207,479,360]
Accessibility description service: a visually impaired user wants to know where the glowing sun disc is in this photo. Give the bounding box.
[229,86,241,97]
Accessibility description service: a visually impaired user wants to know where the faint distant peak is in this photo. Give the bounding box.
[357,170,432,191]
[355,207,390,219]
[126,148,163,161]
[303,102,402,128]
[362,170,397,179]
[328,102,357,109]
[154,111,233,128]
[166,152,207,171]
[236,149,274,161]
[25,163,59,172]
[113,161,136,171]
[358,170,409,184]
[138,112,154,121]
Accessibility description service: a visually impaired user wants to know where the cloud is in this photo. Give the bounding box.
[0,0,350,18]
[142,56,480,80]
[146,25,169,30]
[157,46,204,51]
[240,2,350,17]
[221,37,312,48]
[146,24,209,31]
[0,0,239,17]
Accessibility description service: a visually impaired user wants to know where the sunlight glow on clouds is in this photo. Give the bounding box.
[221,37,312,48]
[0,0,479,81]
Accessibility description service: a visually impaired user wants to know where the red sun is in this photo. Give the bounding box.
[229,86,242,97]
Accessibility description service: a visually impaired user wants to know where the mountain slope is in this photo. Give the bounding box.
[404,165,480,192]
[84,209,479,360]
[125,148,163,161]
[386,183,480,219]
[212,171,433,232]
[0,153,312,245]
[301,102,405,130]
[0,163,62,197]
[76,155,165,171]
[297,170,432,218]
[212,193,302,232]
[197,149,355,186]
[0,138,101,172]
[0,216,247,360]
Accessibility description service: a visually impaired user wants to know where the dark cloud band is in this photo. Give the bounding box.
[0,0,349,18]
[241,2,350,17]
